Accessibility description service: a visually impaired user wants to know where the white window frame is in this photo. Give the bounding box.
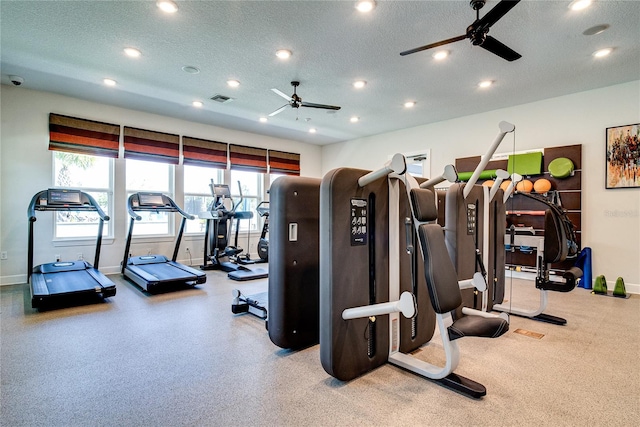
[125,159,175,238]
[183,164,225,235]
[51,152,115,244]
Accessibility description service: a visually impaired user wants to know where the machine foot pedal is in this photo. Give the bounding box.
[531,313,567,325]
[436,373,486,399]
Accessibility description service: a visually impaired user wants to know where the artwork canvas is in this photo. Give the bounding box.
[606,123,640,189]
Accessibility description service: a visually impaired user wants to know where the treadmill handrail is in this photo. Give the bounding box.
[127,193,194,220]
[27,189,109,280]
[28,190,109,222]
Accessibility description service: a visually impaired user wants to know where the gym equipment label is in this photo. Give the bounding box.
[350,198,367,246]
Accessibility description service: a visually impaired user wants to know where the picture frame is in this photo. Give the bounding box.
[605,123,640,189]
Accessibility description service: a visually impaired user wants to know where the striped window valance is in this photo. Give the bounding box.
[182,136,228,168]
[123,126,179,164]
[268,150,300,176]
[49,113,120,158]
[229,144,268,173]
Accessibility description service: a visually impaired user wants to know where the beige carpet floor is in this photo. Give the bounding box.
[1,271,638,426]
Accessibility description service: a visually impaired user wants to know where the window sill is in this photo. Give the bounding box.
[53,237,115,247]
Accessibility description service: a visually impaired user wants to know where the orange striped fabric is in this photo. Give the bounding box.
[123,127,179,164]
[268,150,300,175]
[49,113,120,158]
[182,136,228,168]
[229,144,267,173]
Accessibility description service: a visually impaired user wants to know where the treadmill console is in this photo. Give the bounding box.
[46,189,82,205]
[212,184,231,198]
[137,193,167,207]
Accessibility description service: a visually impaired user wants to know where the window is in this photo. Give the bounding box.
[230,170,263,232]
[126,159,173,236]
[53,152,113,239]
[183,164,224,234]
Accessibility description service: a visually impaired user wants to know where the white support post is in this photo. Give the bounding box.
[503,173,523,203]
[358,153,406,187]
[420,164,458,189]
[463,121,515,199]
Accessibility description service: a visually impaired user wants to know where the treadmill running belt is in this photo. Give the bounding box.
[133,263,198,283]
[35,270,101,295]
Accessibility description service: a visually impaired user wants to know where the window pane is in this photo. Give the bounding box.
[126,159,170,193]
[184,164,223,195]
[53,152,112,238]
[184,195,211,234]
[230,170,262,197]
[126,159,173,236]
[54,152,110,188]
[55,191,109,238]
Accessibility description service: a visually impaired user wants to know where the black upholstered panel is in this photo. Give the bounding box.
[543,209,566,263]
[268,176,321,350]
[418,224,462,314]
[319,168,390,381]
[410,188,437,222]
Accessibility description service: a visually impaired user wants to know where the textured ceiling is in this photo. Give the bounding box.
[1,0,639,145]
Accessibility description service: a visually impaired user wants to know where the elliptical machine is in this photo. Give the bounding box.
[256,201,269,262]
[200,181,250,272]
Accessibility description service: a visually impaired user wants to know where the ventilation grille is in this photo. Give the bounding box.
[210,94,234,104]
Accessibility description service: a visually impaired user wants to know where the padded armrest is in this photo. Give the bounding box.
[448,315,509,341]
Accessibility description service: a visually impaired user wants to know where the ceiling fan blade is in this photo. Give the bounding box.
[300,102,341,111]
[480,35,521,61]
[268,104,290,117]
[400,34,467,56]
[475,0,520,30]
[271,88,292,101]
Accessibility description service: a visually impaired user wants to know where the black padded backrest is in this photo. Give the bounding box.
[418,224,462,314]
[410,188,437,222]
[543,209,567,263]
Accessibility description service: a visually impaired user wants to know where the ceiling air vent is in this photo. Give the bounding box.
[210,94,234,104]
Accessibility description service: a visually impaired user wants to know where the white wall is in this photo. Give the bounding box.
[0,85,322,285]
[322,80,640,292]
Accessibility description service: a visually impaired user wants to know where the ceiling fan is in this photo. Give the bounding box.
[269,81,341,117]
[400,0,522,62]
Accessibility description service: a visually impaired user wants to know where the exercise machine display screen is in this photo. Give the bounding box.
[213,184,231,198]
[48,189,82,205]
[138,193,165,206]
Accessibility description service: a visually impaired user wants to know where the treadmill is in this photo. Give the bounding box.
[122,192,206,292]
[28,189,116,309]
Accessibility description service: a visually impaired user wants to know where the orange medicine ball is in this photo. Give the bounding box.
[482,180,494,187]
[533,178,552,193]
[516,179,534,193]
[500,180,511,191]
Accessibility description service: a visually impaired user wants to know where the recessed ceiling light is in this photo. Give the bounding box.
[276,49,292,59]
[309,128,317,134]
[124,47,141,58]
[432,50,449,60]
[478,80,493,88]
[192,101,203,108]
[404,101,416,108]
[103,78,117,86]
[583,24,610,36]
[182,65,200,74]
[568,0,592,11]
[350,116,360,123]
[227,79,240,87]
[593,48,613,58]
[355,1,376,13]
[353,80,367,89]
[156,0,178,13]
[259,117,268,123]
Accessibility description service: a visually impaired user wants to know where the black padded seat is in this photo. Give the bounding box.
[416,204,509,341]
[448,315,508,341]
